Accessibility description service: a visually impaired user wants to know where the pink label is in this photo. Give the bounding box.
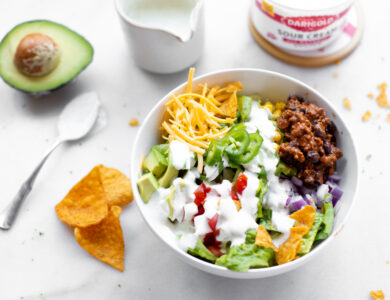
[256,0,351,32]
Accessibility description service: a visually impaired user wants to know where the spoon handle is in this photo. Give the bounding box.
[0,139,63,230]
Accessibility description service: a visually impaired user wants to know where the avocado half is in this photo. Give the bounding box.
[0,20,93,93]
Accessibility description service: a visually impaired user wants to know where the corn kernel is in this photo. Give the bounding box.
[273,109,282,118]
[273,143,280,152]
[273,132,282,143]
[275,102,286,110]
[263,102,275,113]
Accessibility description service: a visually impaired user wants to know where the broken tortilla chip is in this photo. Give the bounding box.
[290,205,316,229]
[255,225,277,251]
[370,290,385,300]
[55,166,108,227]
[74,206,124,271]
[98,165,133,207]
[275,226,308,265]
[377,83,389,107]
[219,92,238,117]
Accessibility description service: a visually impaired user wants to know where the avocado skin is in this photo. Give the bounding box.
[137,173,159,203]
[0,20,94,94]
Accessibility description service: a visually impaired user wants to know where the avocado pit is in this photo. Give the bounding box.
[14,33,60,77]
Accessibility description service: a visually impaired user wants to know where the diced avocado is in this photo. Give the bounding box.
[165,185,175,222]
[153,144,169,155]
[0,20,93,93]
[158,151,178,188]
[143,147,168,178]
[137,173,159,203]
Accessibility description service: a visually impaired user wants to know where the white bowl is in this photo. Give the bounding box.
[130,69,359,279]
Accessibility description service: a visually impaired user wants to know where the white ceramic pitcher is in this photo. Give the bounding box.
[115,0,204,74]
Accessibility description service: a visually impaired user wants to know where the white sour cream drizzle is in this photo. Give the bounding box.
[146,102,296,251]
[170,140,195,170]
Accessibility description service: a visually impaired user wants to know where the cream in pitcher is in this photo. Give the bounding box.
[115,0,204,74]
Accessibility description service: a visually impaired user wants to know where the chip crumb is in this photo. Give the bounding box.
[343,98,351,110]
[367,93,374,99]
[335,60,341,65]
[386,114,390,122]
[386,259,390,264]
[377,83,389,107]
[129,118,139,126]
[370,290,385,300]
[333,73,339,78]
[362,110,372,121]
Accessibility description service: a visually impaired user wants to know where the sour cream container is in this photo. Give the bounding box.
[251,0,354,52]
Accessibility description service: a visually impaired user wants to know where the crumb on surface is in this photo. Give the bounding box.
[377,83,389,107]
[129,118,139,126]
[343,98,351,110]
[367,93,374,99]
[387,114,390,122]
[362,110,372,121]
[333,73,339,78]
[370,290,385,300]
[386,259,390,264]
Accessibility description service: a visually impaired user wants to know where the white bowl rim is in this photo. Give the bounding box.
[130,68,359,278]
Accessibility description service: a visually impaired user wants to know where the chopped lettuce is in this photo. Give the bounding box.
[188,239,217,263]
[256,178,268,219]
[298,212,324,255]
[259,208,277,231]
[215,230,275,272]
[314,194,334,245]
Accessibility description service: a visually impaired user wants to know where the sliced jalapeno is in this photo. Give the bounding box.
[205,139,223,166]
[231,132,263,164]
[224,129,250,158]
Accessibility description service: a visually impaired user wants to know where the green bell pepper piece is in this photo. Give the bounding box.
[238,95,253,122]
[275,161,297,177]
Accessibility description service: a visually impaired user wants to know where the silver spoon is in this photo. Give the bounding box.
[0,92,101,230]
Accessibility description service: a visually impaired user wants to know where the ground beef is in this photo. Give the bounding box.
[277,95,343,186]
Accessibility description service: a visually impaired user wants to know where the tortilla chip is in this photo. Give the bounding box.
[377,83,389,107]
[255,225,277,251]
[98,165,133,207]
[275,226,308,265]
[55,166,108,227]
[370,290,385,300]
[219,93,238,117]
[74,206,124,271]
[290,205,316,229]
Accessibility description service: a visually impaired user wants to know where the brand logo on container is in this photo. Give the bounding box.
[255,0,351,32]
[283,16,337,32]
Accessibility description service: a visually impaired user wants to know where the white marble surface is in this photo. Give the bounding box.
[0,0,389,299]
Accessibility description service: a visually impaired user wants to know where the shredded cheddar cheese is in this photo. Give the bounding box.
[162,68,241,155]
